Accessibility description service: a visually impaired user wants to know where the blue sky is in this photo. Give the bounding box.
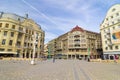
[0,0,120,43]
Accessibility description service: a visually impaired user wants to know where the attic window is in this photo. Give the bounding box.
[112,8,116,12]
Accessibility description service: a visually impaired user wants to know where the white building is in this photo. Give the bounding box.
[100,4,120,59]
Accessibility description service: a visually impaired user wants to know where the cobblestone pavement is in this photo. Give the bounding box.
[0,59,120,80]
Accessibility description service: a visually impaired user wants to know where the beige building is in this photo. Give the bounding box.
[100,4,120,59]
[48,25,102,59]
[0,12,45,59]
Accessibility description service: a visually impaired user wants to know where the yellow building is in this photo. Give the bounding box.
[0,12,45,59]
[48,25,102,59]
[47,39,56,58]
[100,4,120,59]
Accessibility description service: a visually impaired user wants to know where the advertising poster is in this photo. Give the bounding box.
[111,29,120,44]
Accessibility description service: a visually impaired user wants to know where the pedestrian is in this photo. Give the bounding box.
[114,55,117,63]
[88,57,90,62]
[53,56,55,63]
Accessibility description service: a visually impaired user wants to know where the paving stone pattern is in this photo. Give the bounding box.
[0,60,120,80]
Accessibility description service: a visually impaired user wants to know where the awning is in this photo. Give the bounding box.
[0,52,17,54]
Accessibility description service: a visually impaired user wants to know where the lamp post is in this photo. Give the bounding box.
[48,45,51,59]
[31,32,40,65]
[88,47,90,61]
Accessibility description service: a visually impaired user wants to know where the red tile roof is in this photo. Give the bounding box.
[71,25,84,32]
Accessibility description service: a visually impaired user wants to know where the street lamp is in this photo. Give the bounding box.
[31,32,40,65]
[88,47,90,62]
[48,45,51,59]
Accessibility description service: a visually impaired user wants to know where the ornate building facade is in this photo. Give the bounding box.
[48,25,102,59]
[100,4,120,59]
[0,12,45,59]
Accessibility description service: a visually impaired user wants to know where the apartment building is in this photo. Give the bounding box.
[48,25,102,59]
[100,4,120,59]
[0,12,45,59]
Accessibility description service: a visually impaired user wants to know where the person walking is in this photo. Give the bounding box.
[53,56,55,63]
[114,55,117,63]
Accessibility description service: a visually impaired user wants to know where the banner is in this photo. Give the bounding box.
[111,29,120,44]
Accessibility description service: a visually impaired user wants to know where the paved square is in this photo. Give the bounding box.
[0,59,120,80]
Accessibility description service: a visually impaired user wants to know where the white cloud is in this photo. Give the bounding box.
[21,0,58,25]
[1,0,119,43]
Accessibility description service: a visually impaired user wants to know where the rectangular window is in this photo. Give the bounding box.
[112,22,114,24]
[104,35,106,38]
[115,46,118,49]
[5,23,9,28]
[0,23,2,27]
[9,40,13,45]
[111,16,113,18]
[105,47,108,50]
[2,39,6,45]
[12,25,15,29]
[113,27,115,30]
[105,41,107,44]
[110,46,113,50]
[11,32,14,37]
[19,27,23,31]
[106,18,108,21]
[116,13,119,16]
[26,29,28,33]
[4,31,8,36]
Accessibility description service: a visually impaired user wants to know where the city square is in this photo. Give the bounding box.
[0,59,120,80]
[0,1,120,80]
